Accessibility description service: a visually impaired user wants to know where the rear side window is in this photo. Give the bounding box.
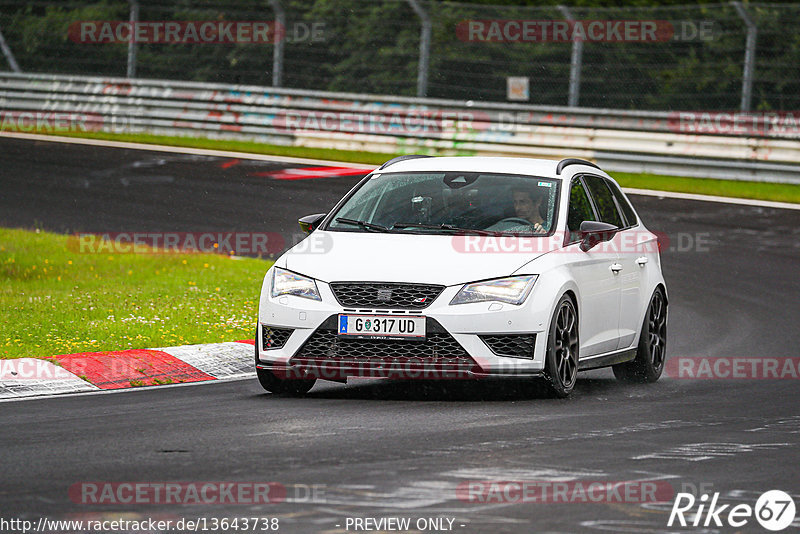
[567,179,596,242]
[583,175,624,228]
[605,179,638,227]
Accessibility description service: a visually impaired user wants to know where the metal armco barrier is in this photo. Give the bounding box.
[1,72,799,183]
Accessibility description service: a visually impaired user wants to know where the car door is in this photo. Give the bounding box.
[563,176,621,357]
[581,174,635,351]
[602,178,655,349]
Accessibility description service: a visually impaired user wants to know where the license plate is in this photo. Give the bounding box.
[338,314,425,339]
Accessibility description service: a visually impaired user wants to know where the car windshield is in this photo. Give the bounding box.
[326,172,559,236]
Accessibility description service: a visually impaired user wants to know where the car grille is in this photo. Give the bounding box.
[262,325,293,350]
[289,316,479,376]
[329,282,444,309]
[479,334,536,359]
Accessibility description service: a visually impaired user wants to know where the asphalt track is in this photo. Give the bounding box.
[1,137,799,533]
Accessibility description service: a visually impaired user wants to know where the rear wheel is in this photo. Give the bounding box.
[254,333,316,395]
[544,295,579,398]
[613,288,667,383]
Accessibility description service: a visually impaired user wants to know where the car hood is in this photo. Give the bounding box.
[280,231,559,286]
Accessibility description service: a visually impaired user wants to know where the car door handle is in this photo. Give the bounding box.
[610,263,623,273]
[636,256,649,266]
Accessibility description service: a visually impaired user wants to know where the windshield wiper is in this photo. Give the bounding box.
[335,217,390,233]
[392,222,498,236]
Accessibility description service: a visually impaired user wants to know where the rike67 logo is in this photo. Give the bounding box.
[668,490,796,531]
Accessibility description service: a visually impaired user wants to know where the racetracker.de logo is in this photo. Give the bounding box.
[668,111,800,137]
[69,482,286,505]
[664,357,800,380]
[67,232,286,255]
[456,480,674,503]
[69,21,283,44]
[0,359,76,381]
[0,111,103,133]
[457,19,679,43]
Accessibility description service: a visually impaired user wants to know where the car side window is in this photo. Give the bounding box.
[567,179,596,243]
[583,175,624,228]
[604,179,638,227]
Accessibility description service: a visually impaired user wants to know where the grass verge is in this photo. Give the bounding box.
[9,129,798,204]
[612,172,800,204]
[0,227,271,359]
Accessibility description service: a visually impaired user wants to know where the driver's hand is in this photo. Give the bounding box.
[532,222,545,233]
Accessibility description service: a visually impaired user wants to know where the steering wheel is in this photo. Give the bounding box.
[495,217,536,226]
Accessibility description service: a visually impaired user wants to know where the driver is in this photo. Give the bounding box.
[511,188,547,233]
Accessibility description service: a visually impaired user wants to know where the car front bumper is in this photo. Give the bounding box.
[257,275,552,381]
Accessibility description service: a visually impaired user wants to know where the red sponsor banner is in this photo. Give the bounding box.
[667,111,800,136]
[456,20,673,43]
[66,232,287,255]
[664,357,800,380]
[69,482,286,505]
[456,480,674,503]
[0,111,103,133]
[68,21,284,44]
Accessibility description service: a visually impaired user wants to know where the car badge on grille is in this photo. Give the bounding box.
[376,288,393,302]
[413,297,428,303]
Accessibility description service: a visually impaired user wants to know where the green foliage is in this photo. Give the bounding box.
[1,1,799,109]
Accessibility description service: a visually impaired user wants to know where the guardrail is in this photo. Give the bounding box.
[2,72,799,183]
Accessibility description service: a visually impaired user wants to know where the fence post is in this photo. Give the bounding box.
[407,0,431,97]
[557,5,582,108]
[732,1,757,112]
[126,0,138,78]
[269,0,285,87]
[0,25,20,72]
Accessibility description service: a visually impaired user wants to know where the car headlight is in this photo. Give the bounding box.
[271,267,321,301]
[450,275,538,306]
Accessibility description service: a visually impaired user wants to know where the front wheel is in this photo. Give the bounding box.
[256,366,316,396]
[613,288,667,383]
[544,295,579,398]
[254,333,316,395]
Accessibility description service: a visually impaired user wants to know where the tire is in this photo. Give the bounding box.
[254,333,316,395]
[543,295,579,398]
[613,288,667,383]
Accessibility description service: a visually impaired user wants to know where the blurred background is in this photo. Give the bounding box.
[1,0,799,111]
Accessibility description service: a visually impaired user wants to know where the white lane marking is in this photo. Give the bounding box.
[623,187,800,211]
[631,442,791,461]
[0,372,255,404]
[0,131,377,169]
[3,131,797,210]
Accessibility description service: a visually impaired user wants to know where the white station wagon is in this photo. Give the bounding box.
[255,156,667,397]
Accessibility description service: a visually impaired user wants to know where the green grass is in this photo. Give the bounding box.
[0,227,272,360]
[15,129,798,204]
[612,172,800,204]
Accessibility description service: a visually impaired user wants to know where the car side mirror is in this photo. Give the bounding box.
[579,221,618,252]
[298,213,326,235]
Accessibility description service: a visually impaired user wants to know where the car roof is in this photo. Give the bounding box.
[376,156,606,179]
